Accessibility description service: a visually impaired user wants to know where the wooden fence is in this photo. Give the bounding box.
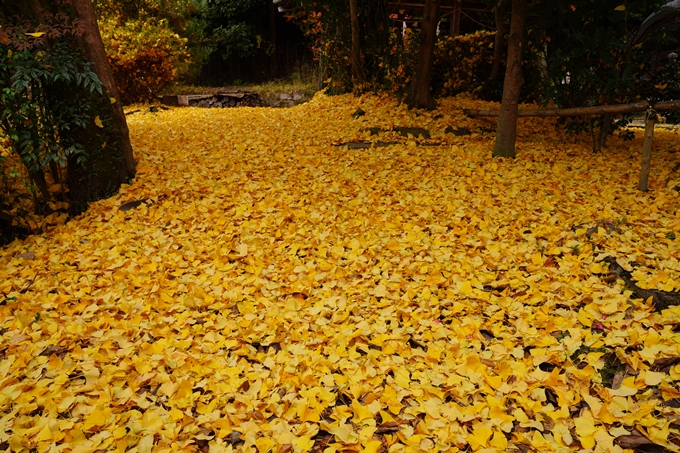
[464,100,680,191]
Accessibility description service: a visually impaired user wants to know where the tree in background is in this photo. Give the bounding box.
[349,0,364,91]
[482,0,507,100]
[202,0,266,60]
[200,0,309,85]
[1,0,136,224]
[488,0,677,157]
[407,0,441,109]
[291,0,405,93]
[492,0,527,158]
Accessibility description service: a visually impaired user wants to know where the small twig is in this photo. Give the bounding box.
[19,273,38,294]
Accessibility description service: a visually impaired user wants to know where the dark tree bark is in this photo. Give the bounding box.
[350,0,364,91]
[269,0,279,79]
[639,110,656,191]
[407,0,441,110]
[450,0,461,36]
[492,0,527,158]
[488,0,507,84]
[69,0,137,210]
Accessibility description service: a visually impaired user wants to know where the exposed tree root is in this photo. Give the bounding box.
[603,256,680,312]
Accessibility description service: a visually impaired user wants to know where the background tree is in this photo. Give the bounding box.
[492,0,527,158]
[350,0,364,90]
[407,0,441,109]
[290,0,392,93]
[482,0,507,99]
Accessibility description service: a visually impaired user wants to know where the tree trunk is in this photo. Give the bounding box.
[349,0,364,91]
[488,0,507,84]
[639,110,657,191]
[450,0,461,36]
[69,0,136,210]
[492,0,527,158]
[269,0,279,79]
[407,0,441,110]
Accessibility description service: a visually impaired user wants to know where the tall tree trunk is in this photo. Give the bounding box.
[269,0,279,79]
[408,0,441,110]
[69,0,137,210]
[450,0,461,36]
[488,0,507,84]
[492,0,527,158]
[349,0,364,91]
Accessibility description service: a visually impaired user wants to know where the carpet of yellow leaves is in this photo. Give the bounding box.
[1,93,680,453]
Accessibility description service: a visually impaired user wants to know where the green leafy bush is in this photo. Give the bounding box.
[1,32,104,194]
[0,21,108,237]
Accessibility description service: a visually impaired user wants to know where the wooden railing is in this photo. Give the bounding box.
[464,100,680,191]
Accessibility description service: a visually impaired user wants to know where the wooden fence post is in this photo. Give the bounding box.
[639,109,657,192]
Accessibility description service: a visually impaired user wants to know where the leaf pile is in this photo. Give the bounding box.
[1,93,680,453]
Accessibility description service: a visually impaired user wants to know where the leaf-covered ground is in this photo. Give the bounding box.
[1,93,680,453]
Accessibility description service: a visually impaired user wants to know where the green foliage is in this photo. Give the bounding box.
[0,41,103,177]
[543,0,669,108]
[93,0,199,22]
[202,0,269,59]
[537,0,678,145]
[638,55,680,123]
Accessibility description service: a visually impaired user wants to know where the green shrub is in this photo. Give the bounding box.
[1,40,103,194]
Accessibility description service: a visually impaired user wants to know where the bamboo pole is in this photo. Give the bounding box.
[464,101,650,118]
[450,0,461,35]
[464,100,680,118]
[639,109,657,191]
[650,100,680,111]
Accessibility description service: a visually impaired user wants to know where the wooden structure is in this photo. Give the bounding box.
[464,100,680,191]
[388,0,490,36]
[162,92,262,108]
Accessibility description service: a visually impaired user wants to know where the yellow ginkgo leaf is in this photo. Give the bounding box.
[141,409,163,430]
[82,406,110,431]
[608,376,639,396]
[329,424,359,444]
[255,437,275,453]
[467,423,492,450]
[489,431,507,450]
[361,440,383,453]
[94,116,104,128]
